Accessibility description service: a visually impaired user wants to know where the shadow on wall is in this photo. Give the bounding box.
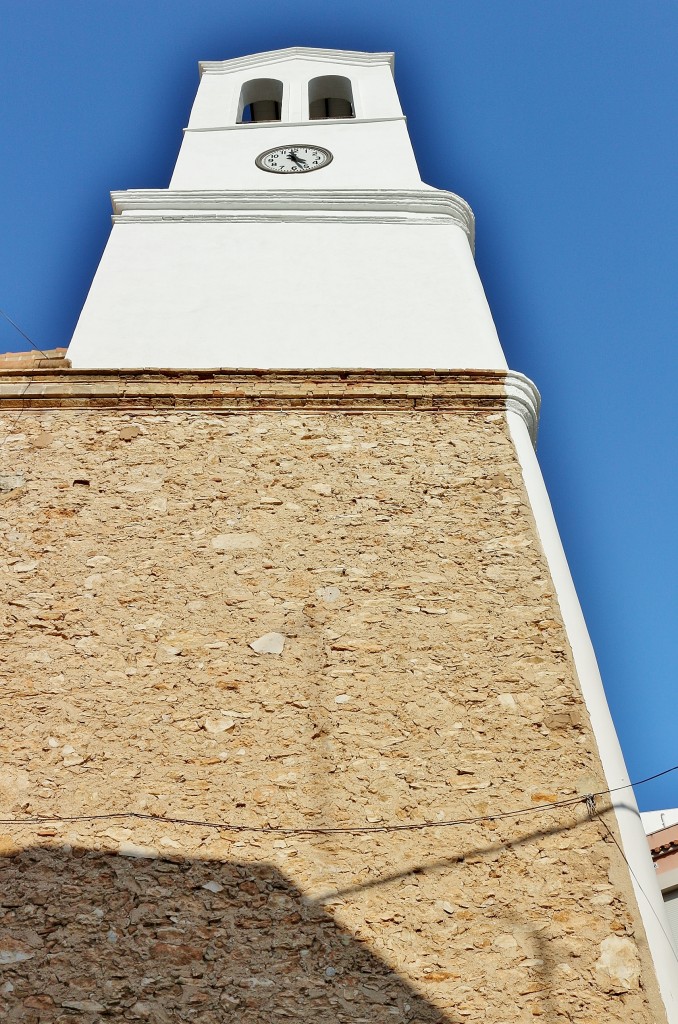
[0,847,447,1023]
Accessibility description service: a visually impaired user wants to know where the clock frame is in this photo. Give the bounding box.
[255,145,333,174]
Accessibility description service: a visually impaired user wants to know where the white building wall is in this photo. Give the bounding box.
[170,120,422,191]
[170,49,420,191]
[69,219,506,370]
[187,52,402,129]
[642,809,678,835]
[69,46,489,369]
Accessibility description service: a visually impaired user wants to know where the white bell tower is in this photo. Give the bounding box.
[68,47,507,371]
[169,48,421,190]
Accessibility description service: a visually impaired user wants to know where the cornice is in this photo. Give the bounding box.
[505,371,541,446]
[199,48,395,76]
[0,368,538,446]
[183,115,406,133]
[110,189,475,248]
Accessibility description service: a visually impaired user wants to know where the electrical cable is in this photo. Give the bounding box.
[0,307,50,446]
[594,803,678,966]
[0,307,49,358]
[0,763,676,835]
[0,378,32,447]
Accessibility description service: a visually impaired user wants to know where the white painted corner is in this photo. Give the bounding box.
[506,407,678,1024]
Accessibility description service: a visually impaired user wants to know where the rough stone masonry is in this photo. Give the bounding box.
[0,367,667,1022]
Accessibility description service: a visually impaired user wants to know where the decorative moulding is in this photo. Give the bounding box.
[199,48,395,76]
[504,371,541,446]
[183,116,407,133]
[110,189,475,249]
[0,368,539,447]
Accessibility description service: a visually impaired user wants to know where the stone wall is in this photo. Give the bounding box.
[0,405,665,1022]
[0,348,70,371]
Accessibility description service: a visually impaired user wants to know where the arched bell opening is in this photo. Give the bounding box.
[308,75,355,119]
[238,78,283,123]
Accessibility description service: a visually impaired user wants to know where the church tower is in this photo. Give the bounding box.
[68,48,502,374]
[2,48,676,1024]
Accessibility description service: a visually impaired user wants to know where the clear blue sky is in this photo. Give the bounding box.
[1,1,676,811]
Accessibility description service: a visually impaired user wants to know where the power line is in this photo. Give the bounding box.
[607,762,678,795]
[0,307,48,358]
[0,307,50,446]
[0,379,33,447]
[1,763,676,835]
[594,803,678,966]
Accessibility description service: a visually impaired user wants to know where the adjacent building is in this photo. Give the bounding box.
[644,809,678,953]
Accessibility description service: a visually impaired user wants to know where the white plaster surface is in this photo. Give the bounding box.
[643,809,678,836]
[68,220,506,370]
[168,49,419,190]
[507,409,678,1024]
[171,119,422,190]
[655,867,678,896]
[68,47,496,368]
[190,51,401,128]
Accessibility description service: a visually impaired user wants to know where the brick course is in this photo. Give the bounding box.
[0,348,70,370]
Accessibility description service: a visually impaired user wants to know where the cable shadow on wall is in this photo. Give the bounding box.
[0,806,629,1022]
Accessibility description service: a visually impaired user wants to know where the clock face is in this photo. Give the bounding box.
[255,145,333,174]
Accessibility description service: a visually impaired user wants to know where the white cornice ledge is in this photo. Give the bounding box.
[110,189,475,248]
[505,371,541,447]
[199,48,395,76]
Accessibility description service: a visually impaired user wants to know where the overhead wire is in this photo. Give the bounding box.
[0,307,49,358]
[592,800,678,965]
[0,763,676,834]
[0,307,51,447]
[4,763,676,965]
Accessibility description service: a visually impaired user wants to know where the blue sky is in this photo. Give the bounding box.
[1,1,676,811]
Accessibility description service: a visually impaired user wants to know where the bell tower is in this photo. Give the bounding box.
[2,47,677,1024]
[169,48,421,189]
[67,47,505,373]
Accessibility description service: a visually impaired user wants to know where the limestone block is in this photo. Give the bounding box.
[595,934,642,993]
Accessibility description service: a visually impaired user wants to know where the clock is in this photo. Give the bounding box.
[255,145,333,174]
